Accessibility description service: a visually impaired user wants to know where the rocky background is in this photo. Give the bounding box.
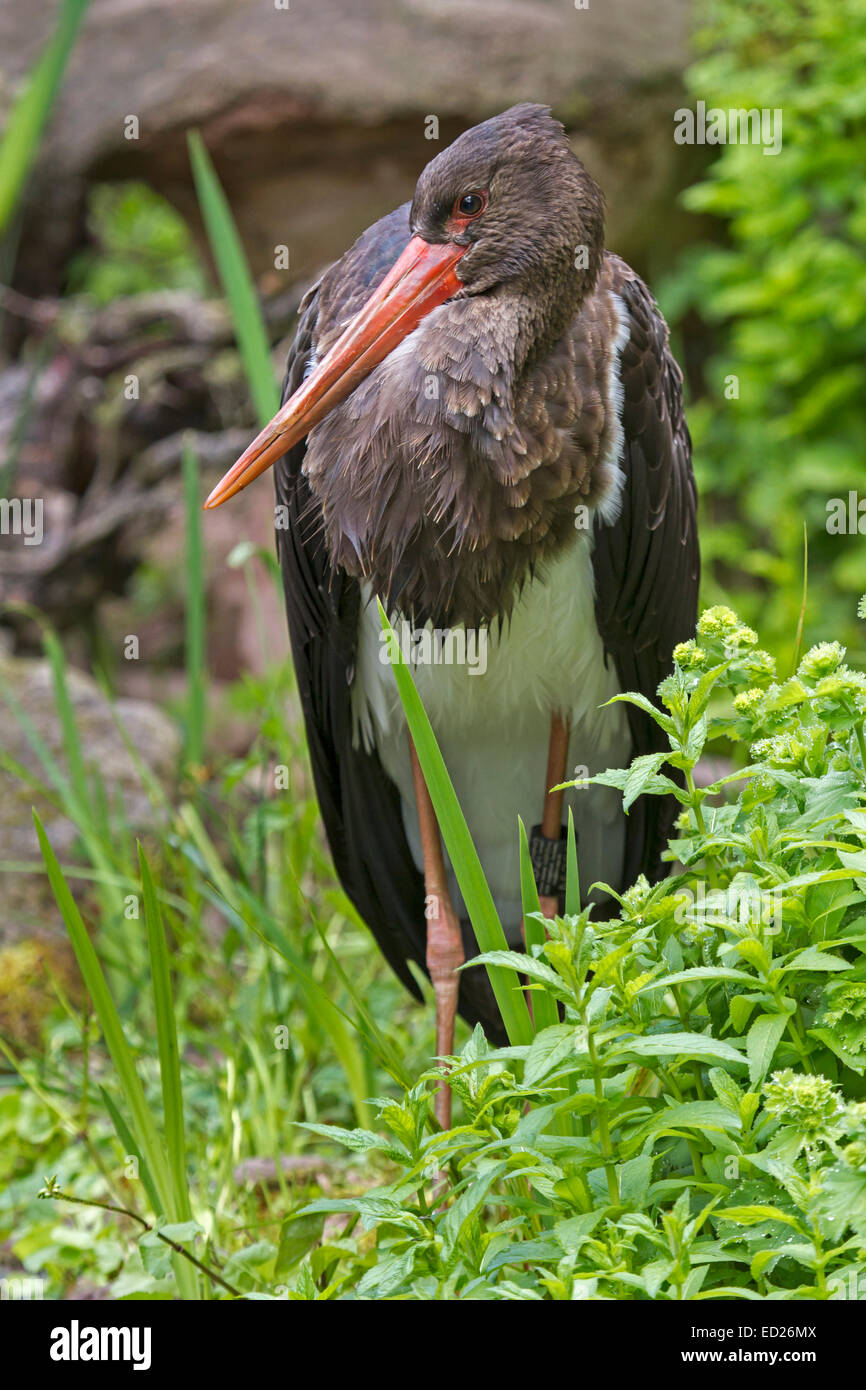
[0,0,704,960]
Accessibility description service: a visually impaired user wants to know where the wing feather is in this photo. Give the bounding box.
[592,259,700,886]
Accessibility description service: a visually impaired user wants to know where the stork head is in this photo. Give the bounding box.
[410,103,604,303]
[205,104,604,509]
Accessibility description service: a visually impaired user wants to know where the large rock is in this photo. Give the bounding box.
[0,645,181,939]
[1,0,697,295]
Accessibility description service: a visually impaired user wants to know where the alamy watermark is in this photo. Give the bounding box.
[675,879,785,931]
[1,1275,45,1299]
[0,497,43,545]
[674,102,783,157]
[380,621,487,676]
[826,492,866,534]
[49,1320,151,1370]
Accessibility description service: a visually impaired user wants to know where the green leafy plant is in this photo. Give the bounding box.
[270,604,866,1299]
[65,182,206,304]
[661,0,866,661]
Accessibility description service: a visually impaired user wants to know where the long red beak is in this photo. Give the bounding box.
[204,236,466,509]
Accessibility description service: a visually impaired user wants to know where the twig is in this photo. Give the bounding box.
[38,1179,241,1298]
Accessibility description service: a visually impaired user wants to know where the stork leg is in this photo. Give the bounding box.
[539,713,571,919]
[409,738,464,1128]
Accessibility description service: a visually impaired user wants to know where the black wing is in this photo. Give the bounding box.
[592,259,700,888]
[273,222,504,1039]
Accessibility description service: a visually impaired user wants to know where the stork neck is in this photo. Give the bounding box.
[506,263,599,376]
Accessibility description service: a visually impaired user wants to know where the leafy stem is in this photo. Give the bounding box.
[584,1023,620,1205]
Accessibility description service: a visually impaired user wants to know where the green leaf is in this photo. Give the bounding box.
[619,1154,653,1206]
[140,1231,171,1281]
[523,1025,577,1085]
[750,1247,784,1281]
[640,966,757,992]
[159,1221,202,1243]
[635,1100,742,1145]
[484,1238,565,1273]
[780,947,852,974]
[357,1247,418,1297]
[442,1163,509,1258]
[813,1165,866,1241]
[99,1087,161,1219]
[612,1031,746,1066]
[808,1028,866,1076]
[552,1212,602,1256]
[301,1195,424,1234]
[708,1068,744,1114]
[468,949,568,995]
[729,994,758,1033]
[565,808,580,915]
[296,1122,401,1156]
[622,753,671,812]
[717,1205,807,1234]
[605,691,676,737]
[737,939,771,974]
[276,1212,325,1276]
[746,1013,789,1086]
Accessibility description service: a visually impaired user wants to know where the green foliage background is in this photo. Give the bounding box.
[661,0,866,663]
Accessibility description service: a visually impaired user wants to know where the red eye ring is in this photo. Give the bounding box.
[452,191,487,219]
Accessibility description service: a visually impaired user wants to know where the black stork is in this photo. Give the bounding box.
[204,105,698,1119]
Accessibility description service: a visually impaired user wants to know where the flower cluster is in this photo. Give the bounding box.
[797,642,846,681]
[763,1069,844,1152]
[672,607,776,690]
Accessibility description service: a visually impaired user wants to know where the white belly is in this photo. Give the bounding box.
[352,534,631,942]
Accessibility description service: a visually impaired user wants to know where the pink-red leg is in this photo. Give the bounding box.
[409,738,464,1128]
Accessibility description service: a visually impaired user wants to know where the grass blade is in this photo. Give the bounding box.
[0,0,91,233]
[182,438,206,768]
[139,845,191,1223]
[99,1086,162,1218]
[42,625,94,830]
[790,521,808,676]
[0,612,125,923]
[377,601,533,1046]
[34,812,172,1212]
[176,800,377,1121]
[35,813,199,1296]
[187,130,280,426]
[565,808,581,916]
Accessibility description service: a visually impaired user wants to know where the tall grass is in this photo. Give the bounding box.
[182,439,207,769]
[34,818,199,1297]
[0,0,91,235]
[187,131,280,426]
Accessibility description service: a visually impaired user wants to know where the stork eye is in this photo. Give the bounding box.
[454,192,486,218]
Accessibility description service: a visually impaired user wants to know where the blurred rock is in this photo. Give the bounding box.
[0,649,181,943]
[2,0,698,296]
